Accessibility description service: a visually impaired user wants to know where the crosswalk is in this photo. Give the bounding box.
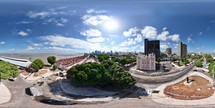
[126,86,148,96]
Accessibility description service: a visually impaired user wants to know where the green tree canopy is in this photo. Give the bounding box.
[31,58,44,72]
[67,60,135,89]
[52,64,58,70]
[47,56,56,65]
[209,61,215,77]
[205,54,213,63]
[0,61,19,79]
[195,60,202,67]
[98,54,109,62]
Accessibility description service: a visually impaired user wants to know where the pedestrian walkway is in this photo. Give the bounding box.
[0,83,11,104]
[151,72,215,105]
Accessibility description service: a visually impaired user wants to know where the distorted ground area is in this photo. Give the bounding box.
[164,76,214,100]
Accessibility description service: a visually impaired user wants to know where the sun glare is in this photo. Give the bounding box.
[103,19,119,31]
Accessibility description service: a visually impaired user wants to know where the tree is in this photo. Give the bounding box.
[66,61,135,89]
[209,61,215,77]
[195,60,202,67]
[119,58,127,66]
[205,54,213,63]
[47,56,56,65]
[52,65,58,70]
[31,62,39,72]
[0,61,19,79]
[98,54,109,62]
[160,53,167,59]
[182,57,189,65]
[76,71,88,85]
[31,59,44,72]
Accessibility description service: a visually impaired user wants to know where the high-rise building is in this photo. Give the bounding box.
[144,39,160,58]
[178,42,187,58]
[165,48,172,56]
[136,53,156,71]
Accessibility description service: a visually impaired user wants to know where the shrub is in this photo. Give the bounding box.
[0,61,19,79]
[47,56,56,65]
[31,59,44,72]
[52,65,58,70]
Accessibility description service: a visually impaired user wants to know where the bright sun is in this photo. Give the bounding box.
[103,19,119,31]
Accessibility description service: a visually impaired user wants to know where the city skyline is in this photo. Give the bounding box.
[0,0,215,53]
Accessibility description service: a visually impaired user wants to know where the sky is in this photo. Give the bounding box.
[0,0,215,54]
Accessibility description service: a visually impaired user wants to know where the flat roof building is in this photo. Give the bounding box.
[136,53,156,71]
[165,48,172,57]
[0,56,32,68]
[144,39,160,59]
[178,42,187,58]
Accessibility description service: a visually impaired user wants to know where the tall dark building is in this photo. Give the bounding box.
[178,42,187,58]
[144,39,160,58]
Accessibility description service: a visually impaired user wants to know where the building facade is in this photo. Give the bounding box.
[144,39,160,59]
[165,48,172,57]
[136,53,156,71]
[0,56,32,68]
[178,42,187,58]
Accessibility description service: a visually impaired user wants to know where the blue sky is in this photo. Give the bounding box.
[0,0,215,53]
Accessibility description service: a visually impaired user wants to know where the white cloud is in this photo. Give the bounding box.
[120,26,181,47]
[141,26,157,39]
[27,11,50,18]
[163,27,167,31]
[46,17,69,27]
[187,36,192,43]
[18,31,28,36]
[61,18,68,23]
[40,35,101,51]
[16,21,33,24]
[43,46,82,53]
[86,37,105,43]
[80,29,102,37]
[25,46,35,51]
[119,38,136,47]
[111,41,115,45]
[199,32,203,35]
[160,43,168,49]
[174,43,179,49]
[56,23,64,27]
[157,31,169,41]
[86,9,107,14]
[168,34,180,42]
[9,49,15,51]
[0,42,5,45]
[26,29,31,32]
[134,34,142,43]
[138,26,181,42]
[82,15,111,26]
[32,43,41,47]
[123,27,139,37]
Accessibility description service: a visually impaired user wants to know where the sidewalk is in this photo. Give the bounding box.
[0,83,11,104]
[151,72,215,105]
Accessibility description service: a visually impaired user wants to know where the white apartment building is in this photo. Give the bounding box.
[136,53,156,71]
